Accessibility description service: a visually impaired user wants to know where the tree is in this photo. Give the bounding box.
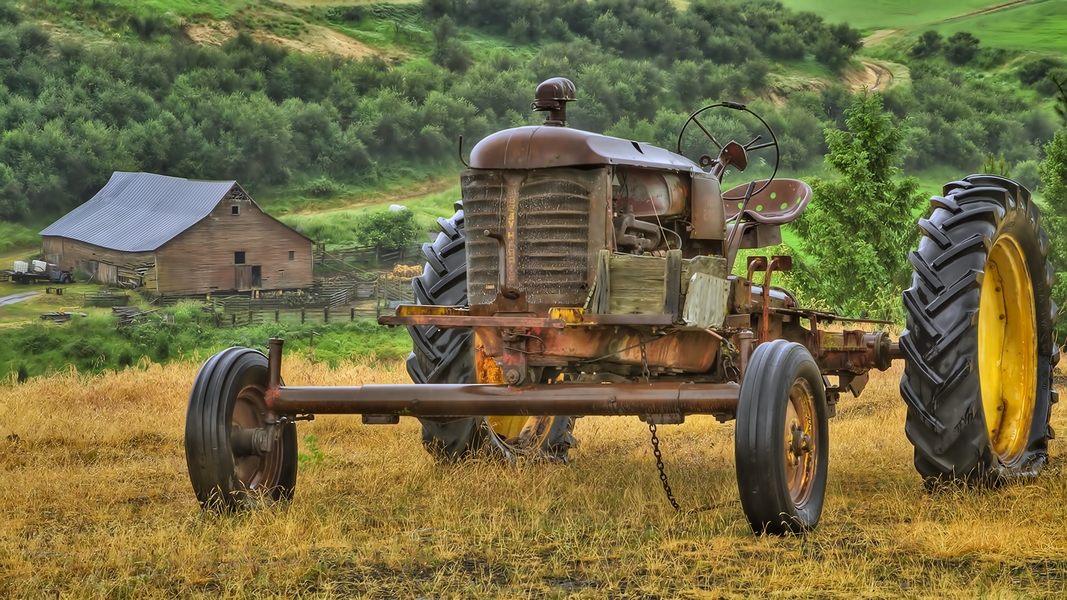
[1038,80,1067,337]
[792,93,926,320]
[354,209,417,250]
[910,30,942,59]
[944,31,979,65]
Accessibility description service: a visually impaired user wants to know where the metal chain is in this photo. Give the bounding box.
[640,340,651,383]
[649,422,680,511]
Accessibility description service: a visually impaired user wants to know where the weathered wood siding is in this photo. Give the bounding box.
[155,189,312,295]
[41,236,158,290]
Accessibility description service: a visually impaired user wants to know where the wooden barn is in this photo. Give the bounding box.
[40,172,313,296]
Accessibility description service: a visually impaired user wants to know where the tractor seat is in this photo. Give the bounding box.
[722,178,812,225]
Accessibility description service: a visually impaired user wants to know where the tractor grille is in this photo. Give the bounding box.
[463,168,603,305]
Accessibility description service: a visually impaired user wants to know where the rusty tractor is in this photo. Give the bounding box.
[185,78,1057,535]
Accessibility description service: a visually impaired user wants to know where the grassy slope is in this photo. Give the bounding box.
[778,0,1004,29]
[3,361,1067,596]
[929,1,1067,53]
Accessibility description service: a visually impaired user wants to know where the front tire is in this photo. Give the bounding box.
[735,340,829,535]
[900,175,1057,484]
[185,347,298,510]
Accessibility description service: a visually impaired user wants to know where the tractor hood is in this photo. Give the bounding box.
[469,126,700,172]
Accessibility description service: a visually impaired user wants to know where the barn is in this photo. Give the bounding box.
[40,172,314,296]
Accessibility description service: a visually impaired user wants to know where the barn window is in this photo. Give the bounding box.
[234,251,245,264]
[231,205,239,215]
[288,250,295,261]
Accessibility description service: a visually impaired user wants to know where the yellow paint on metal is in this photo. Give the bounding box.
[474,332,553,447]
[978,234,1036,465]
[395,305,469,316]
[549,307,585,324]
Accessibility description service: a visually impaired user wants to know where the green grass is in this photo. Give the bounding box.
[778,0,1005,29]
[279,186,461,246]
[928,1,1067,53]
[0,222,41,254]
[45,0,254,19]
[0,302,411,378]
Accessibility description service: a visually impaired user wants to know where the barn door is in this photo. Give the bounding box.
[99,263,117,286]
[235,265,252,290]
[251,266,262,288]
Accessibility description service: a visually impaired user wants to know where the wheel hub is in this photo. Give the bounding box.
[784,379,818,507]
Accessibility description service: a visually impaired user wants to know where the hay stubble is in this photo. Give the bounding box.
[2,360,1067,597]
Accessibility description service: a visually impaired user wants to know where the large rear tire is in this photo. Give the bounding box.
[406,203,576,461]
[900,175,1057,484]
[735,340,829,535]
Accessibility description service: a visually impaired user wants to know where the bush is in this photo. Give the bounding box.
[945,31,980,65]
[1012,159,1041,191]
[301,176,346,198]
[910,30,942,59]
[1018,57,1063,86]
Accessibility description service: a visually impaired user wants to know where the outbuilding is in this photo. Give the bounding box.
[40,172,313,295]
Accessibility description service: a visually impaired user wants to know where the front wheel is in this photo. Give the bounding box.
[184,347,298,510]
[735,340,829,535]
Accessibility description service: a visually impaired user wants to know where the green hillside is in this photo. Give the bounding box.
[0,0,1061,253]
[929,1,1067,53]
[778,0,1003,29]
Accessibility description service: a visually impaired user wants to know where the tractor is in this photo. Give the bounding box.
[184,78,1057,535]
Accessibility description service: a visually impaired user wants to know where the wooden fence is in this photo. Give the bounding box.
[313,243,422,273]
[200,305,382,327]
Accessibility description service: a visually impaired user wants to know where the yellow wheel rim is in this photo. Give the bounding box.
[785,377,817,508]
[978,234,1036,466]
[475,335,554,450]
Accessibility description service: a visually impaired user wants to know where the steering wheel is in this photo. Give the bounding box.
[676,101,780,200]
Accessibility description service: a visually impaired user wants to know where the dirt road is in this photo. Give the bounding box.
[0,291,39,307]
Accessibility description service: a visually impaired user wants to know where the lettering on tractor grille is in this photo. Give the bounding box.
[462,168,602,305]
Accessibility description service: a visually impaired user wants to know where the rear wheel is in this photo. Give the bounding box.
[735,340,829,535]
[900,175,1057,484]
[406,203,576,461]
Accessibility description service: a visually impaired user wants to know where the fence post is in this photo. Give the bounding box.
[351,307,355,321]
[324,306,329,323]
[249,310,253,325]
[275,309,279,323]
[231,313,236,327]
[301,308,305,324]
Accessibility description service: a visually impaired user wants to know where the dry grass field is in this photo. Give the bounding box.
[2,357,1067,598]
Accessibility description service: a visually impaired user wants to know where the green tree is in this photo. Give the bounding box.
[1039,128,1067,338]
[792,93,926,320]
[945,31,979,65]
[355,209,417,250]
[910,30,942,59]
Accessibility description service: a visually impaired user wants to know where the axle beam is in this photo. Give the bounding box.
[264,381,739,418]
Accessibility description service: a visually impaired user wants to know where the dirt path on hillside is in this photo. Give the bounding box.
[845,61,896,93]
[862,29,899,47]
[937,0,1035,23]
[291,177,457,216]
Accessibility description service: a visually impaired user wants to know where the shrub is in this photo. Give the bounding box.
[945,31,980,65]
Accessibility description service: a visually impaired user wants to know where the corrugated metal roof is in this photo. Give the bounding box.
[40,172,238,252]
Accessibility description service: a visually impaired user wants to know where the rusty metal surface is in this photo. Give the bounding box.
[268,381,740,418]
[463,168,609,306]
[379,313,566,329]
[813,330,893,373]
[722,179,812,225]
[469,126,701,171]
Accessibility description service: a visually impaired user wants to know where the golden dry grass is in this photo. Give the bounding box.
[2,359,1067,598]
